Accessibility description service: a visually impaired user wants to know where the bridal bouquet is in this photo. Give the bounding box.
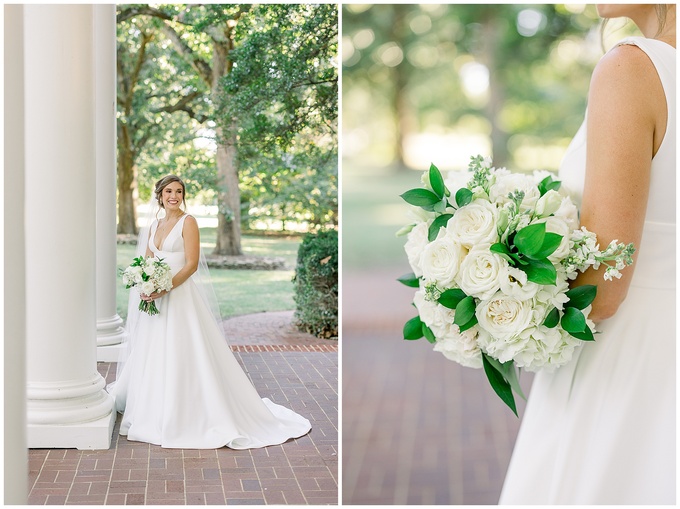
[122,256,174,316]
[398,155,635,415]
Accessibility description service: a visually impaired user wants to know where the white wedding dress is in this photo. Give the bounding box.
[500,37,676,504]
[111,213,311,449]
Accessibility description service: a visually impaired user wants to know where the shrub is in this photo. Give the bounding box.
[293,230,338,339]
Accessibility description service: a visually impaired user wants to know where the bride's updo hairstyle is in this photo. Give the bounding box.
[154,174,187,213]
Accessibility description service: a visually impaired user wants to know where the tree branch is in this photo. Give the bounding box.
[117,6,172,24]
[151,91,210,123]
[160,23,214,87]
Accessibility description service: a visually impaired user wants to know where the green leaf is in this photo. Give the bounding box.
[538,175,562,196]
[520,258,557,285]
[403,316,424,340]
[570,325,595,341]
[429,163,445,199]
[490,242,511,256]
[485,355,526,400]
[543,307,560,328]
[482,354,518,416]
[513,222,546,257]
[438,288,467,309]
[458,314,478,332]
[433,199,448,214]
[565,285,597,310]
[529,232,563,260]
[428,214,453,242]
[400,188,440,209]
[395,223,416,237]
[454,296,476,326]
[397,273,420,288]
[455,188,474,208]
[422,324,436,344]
[561,307,587,334]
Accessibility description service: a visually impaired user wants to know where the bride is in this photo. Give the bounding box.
[499,5,675,504]
[111,175,311,449]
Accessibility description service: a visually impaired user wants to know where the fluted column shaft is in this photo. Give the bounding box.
[95,4,126,361]
[24,4,115,449]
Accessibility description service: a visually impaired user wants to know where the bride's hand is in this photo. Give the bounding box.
[140,290,168,302]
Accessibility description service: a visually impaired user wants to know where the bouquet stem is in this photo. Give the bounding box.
[138,299,160,316]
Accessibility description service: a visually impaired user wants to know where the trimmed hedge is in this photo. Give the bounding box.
[293,230,338,339]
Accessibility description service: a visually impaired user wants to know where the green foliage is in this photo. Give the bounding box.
[293,230,338,339]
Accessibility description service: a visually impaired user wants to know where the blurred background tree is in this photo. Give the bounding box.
[343,4,638,173]
[342,3,639,268]
[116,4,337,251]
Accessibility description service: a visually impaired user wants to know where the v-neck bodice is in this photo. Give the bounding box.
[149,214,188,273]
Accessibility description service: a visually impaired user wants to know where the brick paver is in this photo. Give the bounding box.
[342,268,531,505]
[28,313,338,505]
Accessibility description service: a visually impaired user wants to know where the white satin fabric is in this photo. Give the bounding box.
[112,214,311,449]
[500,37,676,504]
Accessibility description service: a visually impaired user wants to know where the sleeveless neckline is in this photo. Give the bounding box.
[152,214,186,252]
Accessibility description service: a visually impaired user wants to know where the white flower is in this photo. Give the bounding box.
[144,259,157,276]
[500,265,539,300]
[444,170,471,193]
[476,292,534,341]
[404,221,430,277]
[433,326,483,369]
[534,276,570,311]
[129,266,144,284]
[535,190,563,218]
[420,230,467,288]
[455,247,507,300]
[554,196,579,231]
[447,199,499,248]
[140,280,155,296]
[489,173,540,212]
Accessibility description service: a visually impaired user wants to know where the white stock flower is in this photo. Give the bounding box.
[420,230,467,288]
[489,173,540,212]
[433,326,483,369]
[447,199,499,248]
[455,247,507,300]
[404,221,430,277]
[500,265,539,300]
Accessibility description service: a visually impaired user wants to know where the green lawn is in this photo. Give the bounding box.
[116,232,301,320]
[342,163,423,269]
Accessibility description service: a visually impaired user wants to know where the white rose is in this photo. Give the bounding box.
[144,259,156,276]
[489,173,540,212]
[500,265,539,300]
[433,326,483,369]
[140,281,155,296]
[420,230,467,287]
[554,196,579,231]
[476,292,534,342]
[455,247,507,300]
[404,222,430,277]
[130,266,144,284]
[447,199,499,248]
[535,190,563,218]
[476,292,534,363]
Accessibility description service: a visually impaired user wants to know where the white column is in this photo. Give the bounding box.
[95,4,126,362]
[24,4,115,449]
[5,4,28,503]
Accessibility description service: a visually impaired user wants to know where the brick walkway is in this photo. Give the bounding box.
[28,312,338,505]
[342,268,532,505]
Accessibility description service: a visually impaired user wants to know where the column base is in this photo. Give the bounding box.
[97,314,126,347]
[27,409,116,450]
[97,342,125,363]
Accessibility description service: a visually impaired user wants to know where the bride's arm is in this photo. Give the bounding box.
[572,44,666,322]
[169,215,200,290]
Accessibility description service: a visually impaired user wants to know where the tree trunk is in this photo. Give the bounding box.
[390,4,410,171]
[213,125,242,256]
[116,144,138,234]
[481,13,510,168]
